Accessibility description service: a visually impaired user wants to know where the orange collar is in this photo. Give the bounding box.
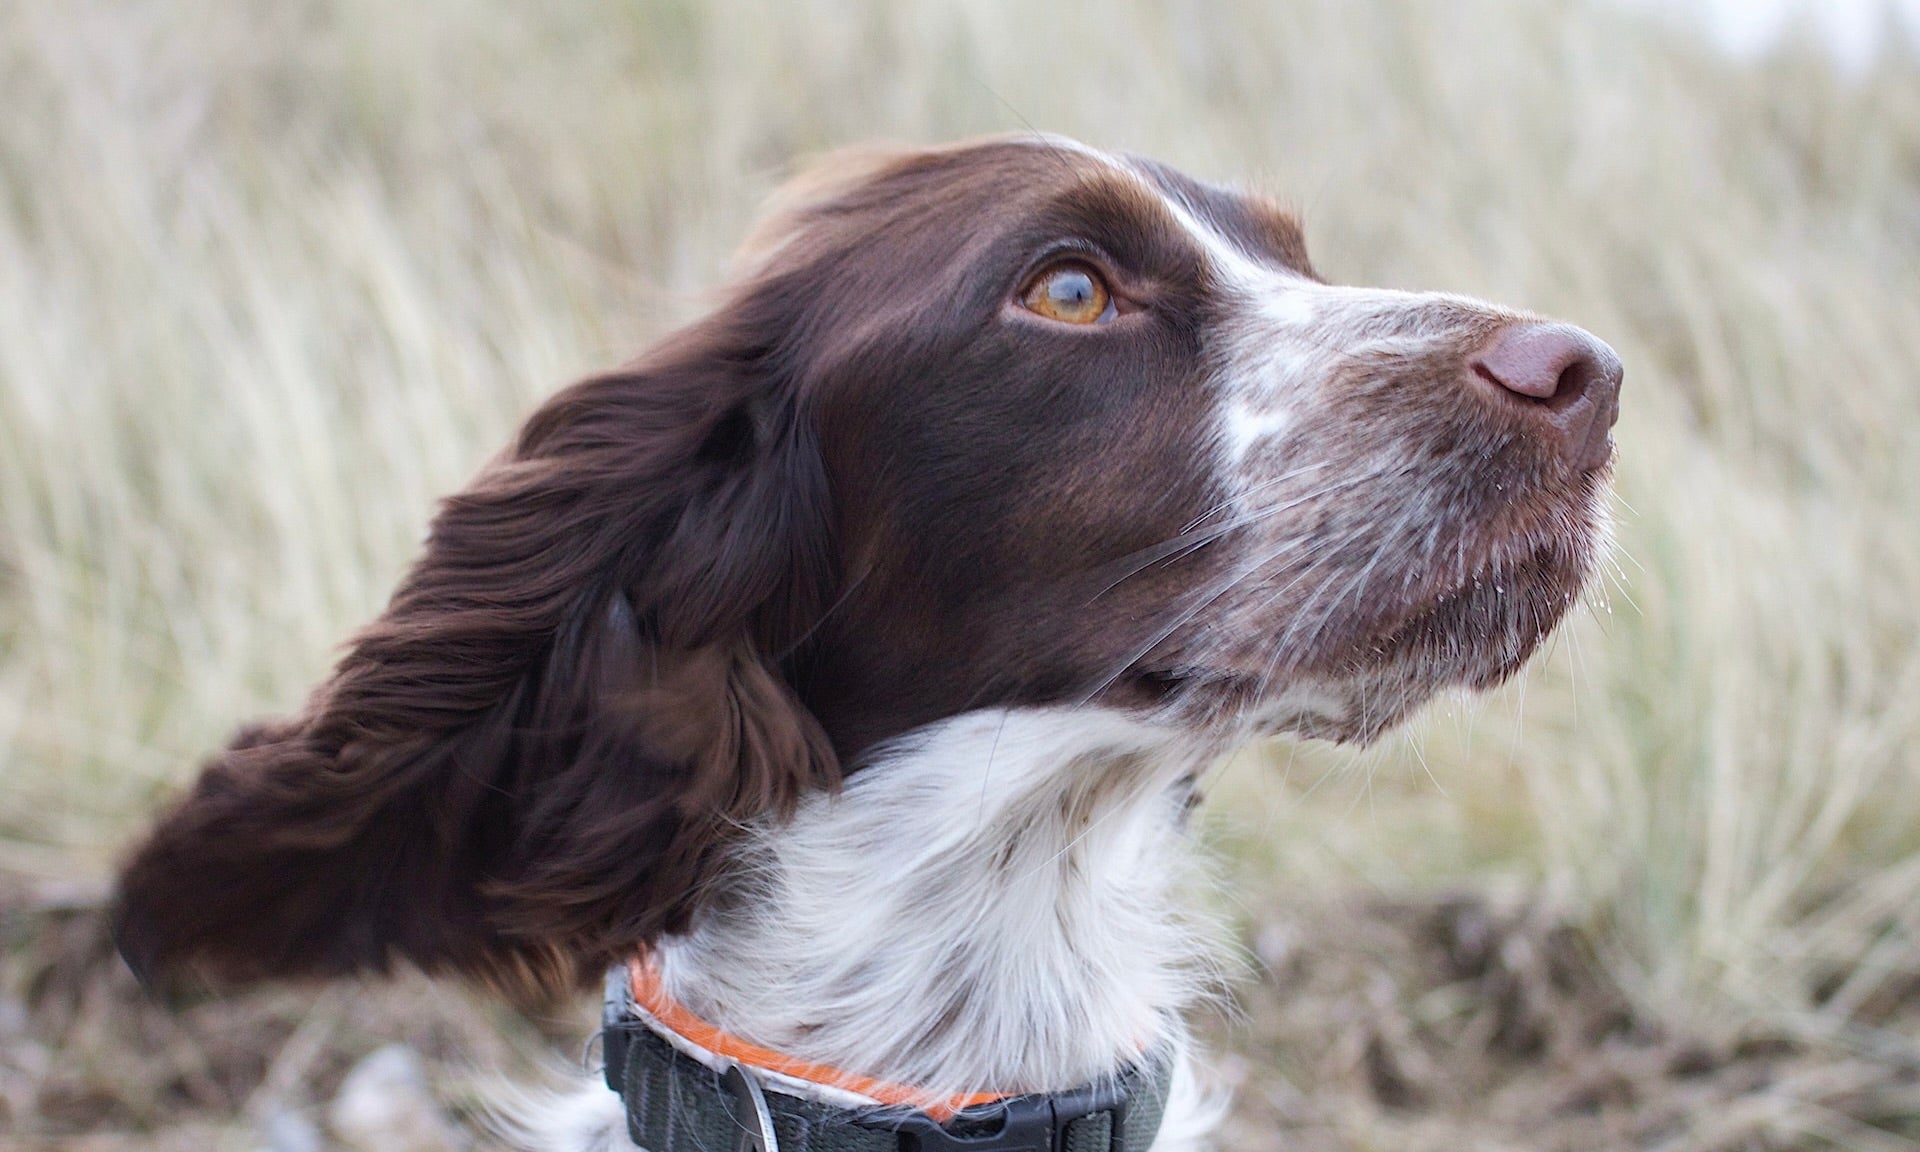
[627,955,1007,1122]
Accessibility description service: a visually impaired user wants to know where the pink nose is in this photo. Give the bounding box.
[1470,322,1623,472]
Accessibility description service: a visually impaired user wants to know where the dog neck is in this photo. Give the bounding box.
[649,707,1221,1102]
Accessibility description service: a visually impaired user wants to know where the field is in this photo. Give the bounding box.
[3,0,1919,1148]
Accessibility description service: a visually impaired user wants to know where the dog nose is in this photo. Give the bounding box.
[1470,322,1623,472]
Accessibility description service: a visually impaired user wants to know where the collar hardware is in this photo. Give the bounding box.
[722,1061,780,1152]
[853,1073,1136,1152]
[600,965,1171,1152]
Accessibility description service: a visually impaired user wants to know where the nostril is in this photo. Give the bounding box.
[1470,321,1625,472]
[1471,322,1621,411]
[1552,358,1594,408]
[1471,351,1555,402]
[1472,356,1591,405]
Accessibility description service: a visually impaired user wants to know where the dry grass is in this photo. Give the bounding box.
[2,0,1918,1147]
[0,881,577,1150]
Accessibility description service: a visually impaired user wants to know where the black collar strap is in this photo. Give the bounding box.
[601,970,1173,1152]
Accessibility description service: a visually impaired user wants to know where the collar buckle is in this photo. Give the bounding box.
[854,1075,1132,1152]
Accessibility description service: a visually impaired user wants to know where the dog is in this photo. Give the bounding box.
[113,135,1621,1152]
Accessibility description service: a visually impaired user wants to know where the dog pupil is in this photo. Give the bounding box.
[1051,272,1093,307]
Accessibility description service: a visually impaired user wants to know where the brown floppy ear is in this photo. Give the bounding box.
[112,317,838,998]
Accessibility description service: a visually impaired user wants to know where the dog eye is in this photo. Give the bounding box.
[1020,262,1114,326]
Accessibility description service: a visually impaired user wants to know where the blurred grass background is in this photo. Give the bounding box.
[2,0,1919,1147]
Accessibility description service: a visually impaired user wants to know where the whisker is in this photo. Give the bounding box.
[1178,462,1331,535]
[1073,550,1293,705]
[1082,464,1394,603]
[1246,516,1393,703]
[776,563,873,661]
[1082,460,1413,698]
[1075,466,1412,708]
[1077,506,1379,709]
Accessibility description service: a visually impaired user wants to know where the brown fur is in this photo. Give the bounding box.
[115,320,839,993]
[113,137,1614,1000]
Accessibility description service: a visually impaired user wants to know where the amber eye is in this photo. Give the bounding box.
[1020,262,1114,325]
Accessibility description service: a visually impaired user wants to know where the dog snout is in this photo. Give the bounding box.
[1469,322,1623,472]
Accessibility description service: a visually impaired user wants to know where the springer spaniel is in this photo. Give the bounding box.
[113,135,1621,1152]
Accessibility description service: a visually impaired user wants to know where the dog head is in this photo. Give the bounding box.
[114,136,1619,996]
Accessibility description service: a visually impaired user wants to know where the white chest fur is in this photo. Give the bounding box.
[513,708,1228,1152]
[653,708,1220,1100]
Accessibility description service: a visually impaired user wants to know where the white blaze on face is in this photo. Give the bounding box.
[1122,165,1525,482]
[1221,400,1292,464]
[1119,170,1340,471]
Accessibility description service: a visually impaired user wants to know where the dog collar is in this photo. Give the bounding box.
[601,961,1173,1152]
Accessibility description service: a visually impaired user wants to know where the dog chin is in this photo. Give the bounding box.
[1222,563,1598,746]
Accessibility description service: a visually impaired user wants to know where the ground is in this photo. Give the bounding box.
[8,881,1918,1152]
